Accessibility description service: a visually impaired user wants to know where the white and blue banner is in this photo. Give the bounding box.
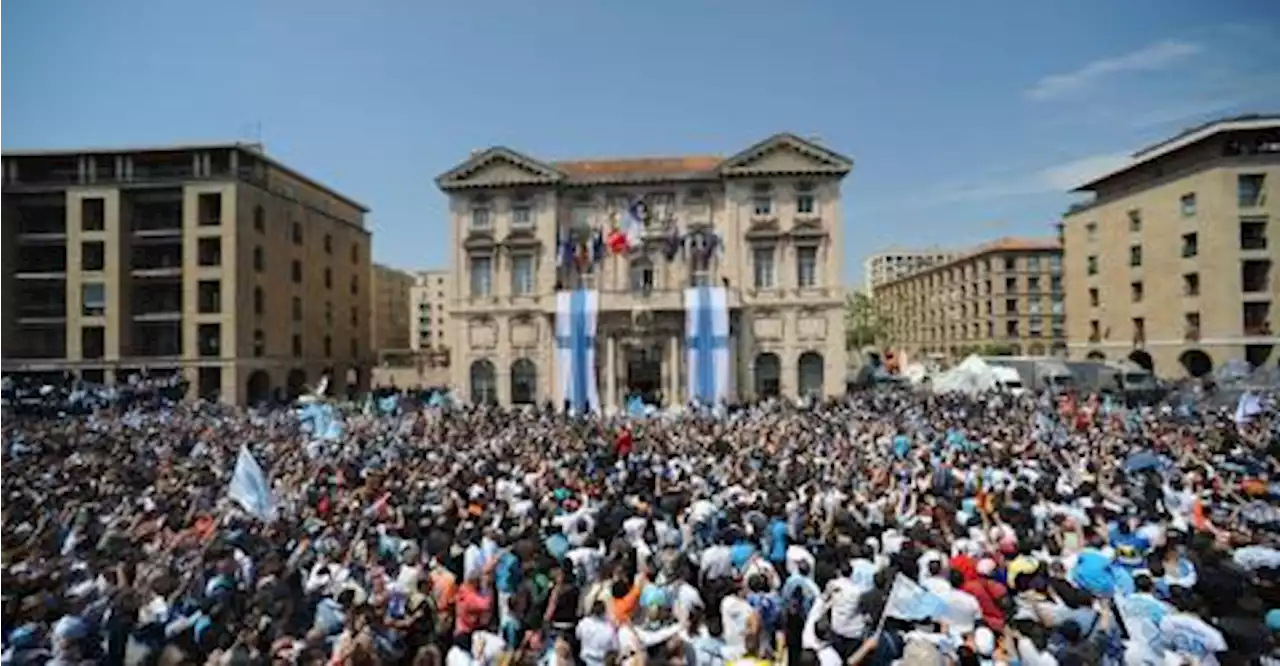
[556,290,601,413]
[684,285,731,405]
[227,446,277,522]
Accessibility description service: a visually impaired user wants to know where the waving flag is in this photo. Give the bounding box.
[882,574,946,622]
[623,200,646,250]
[227,446,277,521]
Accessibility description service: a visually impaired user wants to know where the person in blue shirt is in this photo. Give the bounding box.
[1109,517,1151,568]
[766,513,789,566]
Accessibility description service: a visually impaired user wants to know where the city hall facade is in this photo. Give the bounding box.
[436,133,850,407]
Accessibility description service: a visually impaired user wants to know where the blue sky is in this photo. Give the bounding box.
[5,1,1279,284]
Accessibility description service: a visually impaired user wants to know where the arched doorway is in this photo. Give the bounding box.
[797,351,825,397]
[1050,342,1068,357]
[246,370,271,406]
[1086,351,1105,361]
[1027,343,1046,356]
[1128,350,1154,372]
[510,358,537,405]
[285,369,307,399]
[754,352,781,398]
[1178,349,1213,378]
[470,359,497,405]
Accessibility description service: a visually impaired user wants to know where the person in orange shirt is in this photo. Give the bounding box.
[609,570,647,625]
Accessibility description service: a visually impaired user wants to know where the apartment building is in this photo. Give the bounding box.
[1062,114,1279,377]
[863,249,955,292]
[371,263,415,354]
[436,133,851,406]
[876,237,1065,362]
[1,143,373,403]
[411,269,452,358]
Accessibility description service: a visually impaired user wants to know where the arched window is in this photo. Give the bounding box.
[253,287,265,315]
[470,359,497,404]
[754,352,781,398]
[510,358,538,405]
[253,205,265,232]
[797,351,825,397]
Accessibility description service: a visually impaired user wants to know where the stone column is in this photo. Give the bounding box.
[667,334,681,406]
[605,334,617,411]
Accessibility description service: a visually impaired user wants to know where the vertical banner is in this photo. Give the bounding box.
[555,290,601,413]
[684,286,730,405]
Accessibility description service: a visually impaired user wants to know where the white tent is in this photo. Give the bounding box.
[930,355,1004,395]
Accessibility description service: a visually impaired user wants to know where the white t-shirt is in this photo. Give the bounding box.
[575,616,618,666]
[720,595,754,660]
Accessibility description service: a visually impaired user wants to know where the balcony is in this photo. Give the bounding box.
[128,321,183,358]
[128,194,183,236]
[1242,260,1273,295]
[14,202,68,237]
[132,281,183,319]
[9,325,67,358]
[1241,220,1268,253]
[1243,302,1272,338]
[15,280,67,321]
[130,242,183,276]
[14,245,67,275]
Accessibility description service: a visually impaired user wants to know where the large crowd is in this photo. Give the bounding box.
[3,385,1279,666]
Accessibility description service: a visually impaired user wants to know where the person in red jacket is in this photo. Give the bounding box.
[961,558,1009,631]
[615,427,633,458]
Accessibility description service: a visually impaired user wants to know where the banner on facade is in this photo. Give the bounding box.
[684,286,730,405]
[555,290,601,413]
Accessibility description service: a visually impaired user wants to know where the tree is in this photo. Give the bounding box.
[845,291,885,350]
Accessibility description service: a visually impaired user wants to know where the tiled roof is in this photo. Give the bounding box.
[552,156,723,178]
[971,236,1061,254]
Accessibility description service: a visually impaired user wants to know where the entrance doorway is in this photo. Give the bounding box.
[625,343,663,405]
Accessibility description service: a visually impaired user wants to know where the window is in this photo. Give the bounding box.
[1027,276,1040,294]
[1005,320,1019,337]
[253,246,264,272]
[795,182,815,215]
[1004,276,1017,292]
[1130,281,1144,303]
[1241,220,1268,250]
[1028,256,1041,272]
[253,330,265,357]
[1132,317,1145,342]
[1180,193,1197,217]
[198,280,221,313]
[291,221,303,245]
[1029,317,1043,337]
[253,205,265,232]
[1086,221,1097,241]
[1184,312,1201,340]
[197,237,221,267]
[81,241,105,271]
[470,256,492,297]
[470,205,491,230]
[512,205,533,228]
[629,259,655,294]
[1050,275,1062,293]
[82,327,105,359]
[324,268,333,289]
[254,287,265,315]
[1086,256,1099,275]
[1239,173,1266,207]
[1089,320,1101,342]
[350,275,359,295]
[325,301,333,327]
[1088,287,1099,307]
[323,233,333,254]
[291,260,302,283]
[324,335,332,357]
[198,193,222,226]
[1181,232,1198,258]
[292,296,303,322]
[1005,298,1018,314]
[1127,209,1142,232]
[1129,245,1142,267]
[292,334,303,358]
[82,198,105,231]
[350,306,359,327]
[82,283,106,317]
[1049,255,1062,273]
[796,246,818,288]
[511,254,534,296]
[753,246,775,288]
[752,184,772,216]
[198,324,221,357]
[1183,272,1200,297]
[350,243,359,264]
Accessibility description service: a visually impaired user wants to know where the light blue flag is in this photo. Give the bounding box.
[227,446,276,521]
[377,395,399,415]
[882,574,946,622]
[1235,392,1263,424]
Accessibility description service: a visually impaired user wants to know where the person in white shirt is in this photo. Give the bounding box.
[935,570,983,635]
[719,588,756,660]
[576,599,618,666]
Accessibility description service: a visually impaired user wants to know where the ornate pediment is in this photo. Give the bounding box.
[745,217,782,242]
[502,228,542,250]
[436,148,564,192]
[719,133,852,178]
[791,218,827,242]
[463,230,497,251]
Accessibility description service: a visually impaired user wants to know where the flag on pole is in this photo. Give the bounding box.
[555,290,601,413]
[684,285,731,405]
[882,574,946,622]
[227,446,277,521]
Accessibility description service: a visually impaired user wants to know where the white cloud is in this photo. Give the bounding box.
[1026,40,1204,101]
[938,152,1132,203]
